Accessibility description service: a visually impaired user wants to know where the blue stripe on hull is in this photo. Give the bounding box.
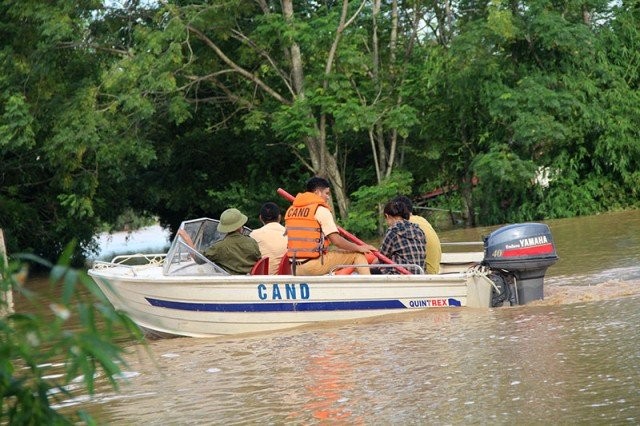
[145,298,462,312]
[146,298,406,312]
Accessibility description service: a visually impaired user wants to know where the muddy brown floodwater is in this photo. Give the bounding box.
[22,209,640,424]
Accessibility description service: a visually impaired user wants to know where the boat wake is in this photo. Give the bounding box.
[534,279,640,306]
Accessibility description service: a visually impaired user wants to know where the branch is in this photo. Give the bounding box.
[229,28,294,97]
[369,128,382,182]
[324,0,367,78]
[193,74,254,110]
[184,96,229,103]
[186,24,290,106]
[180,72,255,115]
[290,145,315,172]
[57,42,132,58]
[254,0,269,15]
[205,107,247,132]
[179,70,236,92]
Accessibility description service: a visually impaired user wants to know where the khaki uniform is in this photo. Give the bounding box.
[409,214,442,274]
[249,222,287,275]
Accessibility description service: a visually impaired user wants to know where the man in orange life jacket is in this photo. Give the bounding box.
[284,177,377,275]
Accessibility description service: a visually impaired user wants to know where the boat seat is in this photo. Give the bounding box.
[276,255,292,275]
[250,257,270,275]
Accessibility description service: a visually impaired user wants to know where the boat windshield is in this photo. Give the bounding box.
[162,218,252,276]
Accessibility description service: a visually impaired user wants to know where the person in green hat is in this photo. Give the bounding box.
[202,208,262,274]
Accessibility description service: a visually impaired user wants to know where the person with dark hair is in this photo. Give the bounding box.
[372,199,426,274]
[284,176,377,275]
[249,202,287,274]
[394,195,442,274]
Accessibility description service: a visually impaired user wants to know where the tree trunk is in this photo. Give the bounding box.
[0,229,14,316]
[282,0,304,96]
[282,0,352,217]
[303,131,349,218]
[190,0,364,218]
[298,0,364,218]
[460,181,476,227]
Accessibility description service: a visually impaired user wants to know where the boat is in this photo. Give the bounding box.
[88,218,558,338]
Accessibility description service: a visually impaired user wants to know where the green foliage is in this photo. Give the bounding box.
[3,0,640,260]
[0,0,161,263]
[272,101,318,142]
[407,0,640,225]
[470,146,539,222]
[0,94,35,149]
[487,0,517,40]
[343,170,414,237]
[0,243,144,424]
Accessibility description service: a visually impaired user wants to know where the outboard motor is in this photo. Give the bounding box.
[482,223,558,306]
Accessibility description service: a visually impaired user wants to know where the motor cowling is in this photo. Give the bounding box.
[482,223,558,305]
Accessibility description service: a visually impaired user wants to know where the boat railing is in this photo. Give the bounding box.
[91,253,167,272]
[328,263,425,275]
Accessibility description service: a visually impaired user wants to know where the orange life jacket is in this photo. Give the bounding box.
[285,192,331,259]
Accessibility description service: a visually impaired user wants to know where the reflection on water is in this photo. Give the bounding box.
[67,298,640,424]
[546,211,640,279]
[19,210,640,423]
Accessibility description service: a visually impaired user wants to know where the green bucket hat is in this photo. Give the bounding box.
[217,208,248,233]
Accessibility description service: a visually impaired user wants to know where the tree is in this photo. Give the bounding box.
[3,0,640,260]
[101,0,428,218]
[0,0,158,262]
[122,111,303,234]
[481,0,640,221]
[407,0,640,225]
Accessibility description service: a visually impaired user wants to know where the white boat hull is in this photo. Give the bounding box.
[88,262,492,338]
[88,217,495,338]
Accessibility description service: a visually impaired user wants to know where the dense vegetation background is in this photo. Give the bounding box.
[1,0,639,263]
